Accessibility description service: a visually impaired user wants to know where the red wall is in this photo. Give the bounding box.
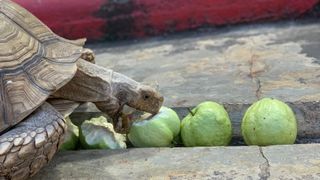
[13,0,319,41]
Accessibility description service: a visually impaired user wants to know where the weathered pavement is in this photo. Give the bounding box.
[75,20,320,139]
[32,144,320,179]
[36,20,320,179]
[91,20,320,106]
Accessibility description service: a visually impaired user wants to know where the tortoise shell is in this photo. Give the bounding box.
[0,0,83,132]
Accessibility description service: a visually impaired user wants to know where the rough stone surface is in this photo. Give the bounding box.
[90,20,320,107]
[32,144,320,179]
[263,144,320,179]
[74,20,320,139]
[32,146,265,179]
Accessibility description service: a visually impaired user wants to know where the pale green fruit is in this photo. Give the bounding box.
[181,101,232,147]
[241,98,297,146]
[128,107,180,147]
[79,116,126,149]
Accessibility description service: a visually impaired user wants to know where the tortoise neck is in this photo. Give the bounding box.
[111,71,140,103]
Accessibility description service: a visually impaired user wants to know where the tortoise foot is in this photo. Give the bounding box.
[0,103,66,180]
[81,48,95,63]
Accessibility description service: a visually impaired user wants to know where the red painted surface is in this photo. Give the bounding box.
[13,0,106,40]
[13,0,319,41]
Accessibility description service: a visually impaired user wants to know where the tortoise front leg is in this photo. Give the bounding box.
[119,113,131,134]
[0,103,66,179]
[94,98,123,129]
[95,100,135,133]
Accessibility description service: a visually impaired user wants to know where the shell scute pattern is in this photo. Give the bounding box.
[0,0,83,133]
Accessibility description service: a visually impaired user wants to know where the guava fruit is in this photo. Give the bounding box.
[181,101,232,147]
[241,98,297,146]
[128,106,180,147]
[79,116,126,149]
[60,117,79,151]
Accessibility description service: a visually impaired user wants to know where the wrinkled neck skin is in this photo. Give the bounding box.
[111,71,140,104]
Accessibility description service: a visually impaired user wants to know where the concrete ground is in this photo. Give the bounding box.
[91,20,320,107]
[75,19,320,140]
[36,19,320,179]
[33,144,320,179]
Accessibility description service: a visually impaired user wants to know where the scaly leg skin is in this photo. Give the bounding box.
[81,48,95,64]
[94,99,122,130]
[120,114,131,134]
[0,103,66,180]
[94,99,132,133]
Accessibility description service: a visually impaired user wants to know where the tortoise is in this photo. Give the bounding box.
[0,0,164,179]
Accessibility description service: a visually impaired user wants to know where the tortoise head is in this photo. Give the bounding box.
[127,84,164,114]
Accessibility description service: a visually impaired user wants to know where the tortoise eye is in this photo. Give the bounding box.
[144,95,150,100]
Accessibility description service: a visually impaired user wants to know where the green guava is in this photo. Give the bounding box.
[128,106,180,147]
[241,98,297,146]
[79,116,126,149]
[60,117,79,151]
[181,101,232,147]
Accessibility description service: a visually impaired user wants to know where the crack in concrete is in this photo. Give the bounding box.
[255,78,262,99]
[258,147,270,180]
[248,53,263,99]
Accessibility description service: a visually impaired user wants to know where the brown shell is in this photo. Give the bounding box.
[0,0,83,132]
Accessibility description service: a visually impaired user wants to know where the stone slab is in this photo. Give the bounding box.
[32,147,265,179]
[263,144,320,179]
[32,144,320,179]
[90,20,320,107]
[75,20,320,139]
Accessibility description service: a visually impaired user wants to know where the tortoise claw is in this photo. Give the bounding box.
[112,112,131,134]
